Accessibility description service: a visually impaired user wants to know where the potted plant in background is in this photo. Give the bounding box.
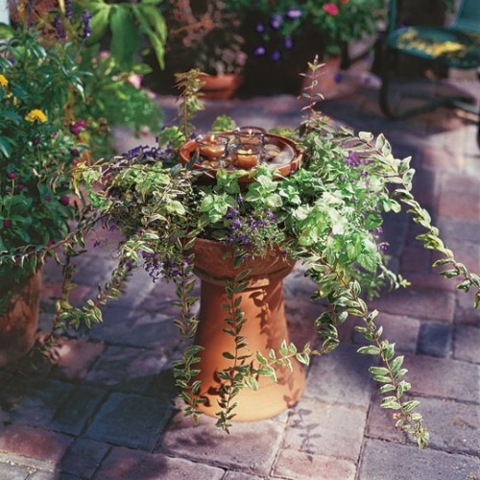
[0,0,166,365]
[69,0,166,158]
[226,0,385,95]
[6,0,167,159]
[154,0,247,99]
[31,63,479,448]
[0,5,90,366]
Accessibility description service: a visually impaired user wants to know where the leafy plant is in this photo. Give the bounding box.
[228,0,385,61]
[162,0,247,76]
[10,62,480,448]
[0,7,90,303]
[77,0,168,71]
[73,47,164,158]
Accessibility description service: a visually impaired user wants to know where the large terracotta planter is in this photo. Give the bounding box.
[191,238,306,421]
[0,272,41,367]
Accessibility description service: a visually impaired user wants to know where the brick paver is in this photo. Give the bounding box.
[1,70,479,479]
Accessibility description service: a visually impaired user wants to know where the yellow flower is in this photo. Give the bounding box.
[6,92,18,105]
[0,74,8,88]
[25,109,48,123]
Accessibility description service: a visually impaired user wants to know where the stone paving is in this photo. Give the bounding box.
[1,68,479,479]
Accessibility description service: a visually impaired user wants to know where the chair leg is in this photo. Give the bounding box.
[379,49,478,121]
[477,113,480,148]
[379,48,397,119]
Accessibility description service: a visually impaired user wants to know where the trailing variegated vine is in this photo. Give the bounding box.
[9,64,479,449]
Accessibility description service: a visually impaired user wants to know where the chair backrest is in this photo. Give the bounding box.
[452,0,480,32]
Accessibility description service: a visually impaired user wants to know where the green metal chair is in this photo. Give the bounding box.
[379,0,480,144]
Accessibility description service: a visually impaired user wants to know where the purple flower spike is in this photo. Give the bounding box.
[344,151,361,167]
[53,16,66,39]
[65,0,74,19]
[79,10,92,40]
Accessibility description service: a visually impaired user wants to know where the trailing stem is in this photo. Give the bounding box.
[214,266,312,430]
[310,254,429,447]
[170,247,205,423]
[215,273,251,431]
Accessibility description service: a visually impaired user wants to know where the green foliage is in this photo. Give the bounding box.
[227,0,385,60]
[74,48,164,157]
[79,0,167,71]
[6,66,480,448]
[0,18,89,297]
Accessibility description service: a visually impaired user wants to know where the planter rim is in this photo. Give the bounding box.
[179,132,302,184]
[191,237,295,287]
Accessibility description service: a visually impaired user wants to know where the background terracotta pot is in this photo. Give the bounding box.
[0,271,41,367]
[199,73,244,100]
[301,55,342,99]
[190,238,306,421]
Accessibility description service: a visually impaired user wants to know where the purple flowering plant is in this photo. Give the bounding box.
[228,0,385,62]
[34,66,480,446]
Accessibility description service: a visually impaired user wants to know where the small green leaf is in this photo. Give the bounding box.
[380,396,402,410]
[369,366,390,376]
[357,346,380,355]
[402,400,420,412]
[379,384,395,393]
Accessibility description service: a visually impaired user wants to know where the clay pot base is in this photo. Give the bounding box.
[191,238,306,421]
[194,354,306,422]
[0,272,41,368]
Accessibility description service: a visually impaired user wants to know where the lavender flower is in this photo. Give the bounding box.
[65,0,74,19]
[284,37,294,49]
[271,50,282,61]
[286,8,303,19]
[79,10,92,40]
[379,242,389,253]
[344,151,362,167]
[270,14,283,30]
[253,46,266,56]
[255,23,266,33]
[53,16,66,39]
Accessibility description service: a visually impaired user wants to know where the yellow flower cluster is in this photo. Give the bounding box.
[25,109,48,123]
[0,74,8,88]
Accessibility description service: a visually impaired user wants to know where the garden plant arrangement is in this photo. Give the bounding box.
[7,0,166,158]
[157,0,247,98]
[6,64,480,448]
[0,0,164,364]
[0,2,91,363]
[71,0,165,157]
[163,0,247,77]
[226,0,385,93]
